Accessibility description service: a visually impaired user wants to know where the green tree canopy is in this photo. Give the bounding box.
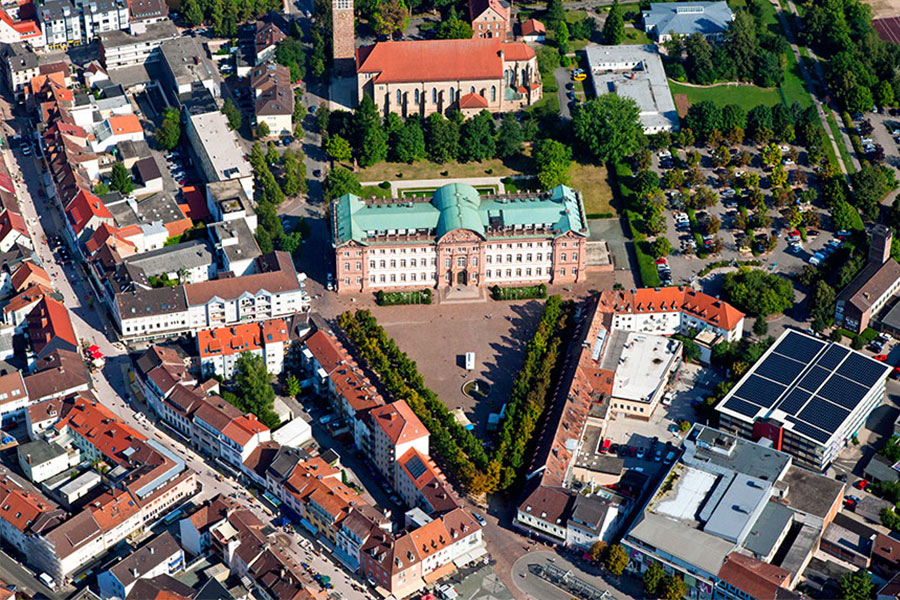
[604,544,629,575]
[229,353,279,429]
[533,138,572,188]
[324,167,362,201]
[602,0,624,45]
[839,569,874,600]
[256,120,270,138]
[643,562,666,595]
[722,268,794,316]
[222,98,242,131]
[325,134,353,162]
[573,95,644,163]
[425,112,460,163]
[460,111,496,162]
[110,162,134,195]
[495,114,523,158]
[155,107,182,150]
[832,199,865,231]
[435,15,473,39]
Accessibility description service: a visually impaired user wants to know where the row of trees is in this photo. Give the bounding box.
[682,100,826,151]
[248,142,306,254]
[338,299,572,494]
[180,0,282,37]
[665,0,789,87]
[321,98,534,167]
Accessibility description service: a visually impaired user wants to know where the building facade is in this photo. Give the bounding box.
[333,183,589,293]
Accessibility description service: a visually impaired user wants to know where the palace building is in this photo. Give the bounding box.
[332,183,589,293]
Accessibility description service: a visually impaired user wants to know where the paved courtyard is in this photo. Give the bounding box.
[378,299,545,437]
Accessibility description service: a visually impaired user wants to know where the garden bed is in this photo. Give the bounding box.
[491,284,547,301]
[374,289,433,305]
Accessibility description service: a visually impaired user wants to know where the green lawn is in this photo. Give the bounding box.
[668,80,783,111]
[358,155,530,182]
[400,185,497,198]
[623,27,652,45]
[360,185,392,199]
[825,112,856,175]
[779,51,814,108]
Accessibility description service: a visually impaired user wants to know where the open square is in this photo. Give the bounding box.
[375,299,545,439]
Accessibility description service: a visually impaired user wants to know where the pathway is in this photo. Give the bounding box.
[358,176,506,196]
[554,67,573,121]
[774,0,859,177]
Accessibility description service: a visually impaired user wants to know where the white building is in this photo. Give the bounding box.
[191,396,272,470]
[367,401,429,487]
[97,532,183,600]
[196,319,289,379]
[185,110,253,200]
[17,440,78,483]
[585,45,680,134]
[98,19,178,69]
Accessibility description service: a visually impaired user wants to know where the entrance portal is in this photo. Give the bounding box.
[457,271,467,285]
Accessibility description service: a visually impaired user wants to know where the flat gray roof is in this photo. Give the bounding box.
[744,500,793,558]
[644,2,734,38]
[704,473,770,543]
[99,19,177,49]
[125,239,215,277]
[188,111,251,182]
[211,219,261,266]
[585,45,679,133]
[161,37,214,87]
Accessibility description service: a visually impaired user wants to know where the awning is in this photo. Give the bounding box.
[91,350,103,359]
[423,561,456,584]
[452,544,488,569]
[300,518,317,534]
[87,345,99,352]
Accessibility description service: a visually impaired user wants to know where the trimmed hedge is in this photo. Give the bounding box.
[614,163,661,288]
[375,289,433,305]
[491,284,547,301]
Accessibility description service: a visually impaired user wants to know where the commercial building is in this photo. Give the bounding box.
[185,110,253,200]
[159,36,218,101]
[1,43,39,100]
[356,38,541,118]
[333,183,589,293]
[642,1,734,42]
[196,318,290,379]
[38,0,129,48]
[98,20,178,69]
[716,330,891,471]
[622,425,843,600]
[17,440,78,483]
[585,45,679,133]
[835,225,900,334]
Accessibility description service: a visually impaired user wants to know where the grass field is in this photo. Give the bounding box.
[826,112,856,174]
[360,185,392,199]
[358,154,531,182]
[400,185,497,198]
[570,162,615,217]
[668,80,783,111]
[623,27,653,44]
[780,51,814,108]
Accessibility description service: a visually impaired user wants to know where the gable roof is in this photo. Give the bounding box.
[369,401,428,446]
[521,18,546,36]
[717,553,800,600]
[468,0,509,22]
[66,188,113,235]
[11,261,51,292]
[26,296,77,356]
[356,39,534,84]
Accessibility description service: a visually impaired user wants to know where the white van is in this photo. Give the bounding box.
[39,572,56,590]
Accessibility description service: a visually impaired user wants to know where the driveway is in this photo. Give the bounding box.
[554,68,573,121]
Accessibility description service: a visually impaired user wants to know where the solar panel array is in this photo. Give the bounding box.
[721,331,890,444]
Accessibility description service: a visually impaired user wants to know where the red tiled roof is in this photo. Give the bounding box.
[3,284,51,317]
[26,296,77,355]
[197,319,289,358]
[356,39,534,84]
[65,188,113,235]
[468,0,509,21]
[717,553,798,600]
[601,286,745,331]
[521,18,545,36]
[459,93,488,109]
[0,209,27,241]
[55,396,147,466]
[107,114,143,135]
[178,185,209,221]
[10,261,50,292]
[370,401,428,446]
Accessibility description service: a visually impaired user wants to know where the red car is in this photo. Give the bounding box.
[844,498,858,509]
[855,479,870,490]
[655,258,668,265]
[875,355,888,362]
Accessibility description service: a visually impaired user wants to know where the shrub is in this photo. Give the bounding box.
[491,284,547,301]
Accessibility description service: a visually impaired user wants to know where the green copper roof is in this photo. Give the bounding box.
[332,183,589,246]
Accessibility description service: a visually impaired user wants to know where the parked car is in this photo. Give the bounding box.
[855,479,870,489]
[473,513,486,526]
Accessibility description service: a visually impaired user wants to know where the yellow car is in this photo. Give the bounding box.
[573,72,587,82]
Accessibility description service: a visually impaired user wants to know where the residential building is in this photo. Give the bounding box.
[11,262,51,293]
[23,350,91,402]
[122,239,217,285]
[621,425,843,600]
[368,401,429,486]
[205,179,257,231]
[356,39,541,118]
[585,45,679,133]
[332,183,589,293]
[0,10,43,49]
[1,43,39,100]
[249,63,293,136]
[97,532,183,600]
[185,110,253,200]
[642,1,734,42]
[127,0,167,26]
[159,37,217,102]
[468,0,509,39]
[39,0,129,48]
[90,113,144,153]
[98,20,178,69]
[17,440,78,483]
[209,219,261,277]
[196,318,290,379]
[254,21,285,65]
[26,296,78,360]
[64,188,115,245]
[716,553,801,600]
[716,329,891,471]
[565,495,622,549]
[0,209,30,253]
[0,371,28,424]
[191,395,271,470]
[835,225,900,333]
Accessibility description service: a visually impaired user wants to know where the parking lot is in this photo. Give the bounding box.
[852,110,900,207]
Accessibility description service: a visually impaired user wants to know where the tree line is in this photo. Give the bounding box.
[338,298,573,494]
[180,0,282,36]
[248,142,306,254]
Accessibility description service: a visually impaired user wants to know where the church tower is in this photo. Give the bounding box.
[332,0,355,77]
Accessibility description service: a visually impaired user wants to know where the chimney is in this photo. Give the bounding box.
[26,454,31,465]
[149,546,154,555]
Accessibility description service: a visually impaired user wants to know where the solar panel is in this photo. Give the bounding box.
[817,344,850,370]
[405,455,428,479]
[818,374,869,410]
[838,353,890,388]
[778,388,812,415]
[791,421,831,444]
[775,331,826,363]
[722,397,762,418]
[755,355,806,386]
[733,375,787,408]
[798,366,831,393]
[798,397,850,433]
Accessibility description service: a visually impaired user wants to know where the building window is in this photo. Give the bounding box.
[369,260,375,268]
[379,260,385,268]
[457,257,466,267]
[396,90,402,105]
[390,260,396,268]
[491,86,496,102]
[432,88,437,103]
[449,88,455,103]
[344,262,350,270]
[561,253,566,261]
[414,89,420,104]
[473,257,478,266]
[445,258,451,267]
